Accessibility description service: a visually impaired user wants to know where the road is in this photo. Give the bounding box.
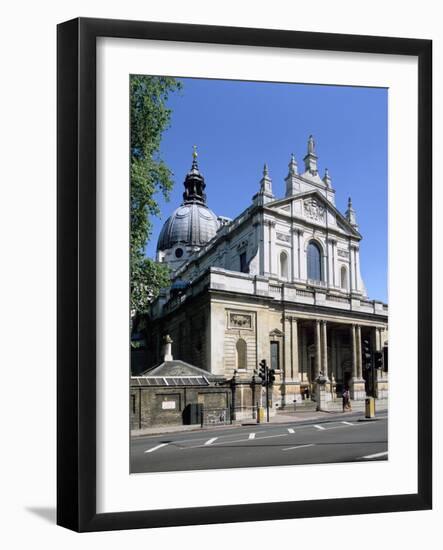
[130,412,388,473]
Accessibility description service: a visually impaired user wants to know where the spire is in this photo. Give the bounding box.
[252,163,274,205]
[345,196,358,229]
[260,164,273,195]
[182,145,207,204]
[288,153,298,175]
[322,167,332,187]
[285,153,300,197]
[303,134,318,175]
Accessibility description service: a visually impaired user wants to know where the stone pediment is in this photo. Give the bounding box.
[266,190,360,238]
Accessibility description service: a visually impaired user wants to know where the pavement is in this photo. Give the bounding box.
[131,407,387,438]
[130,411,388,473]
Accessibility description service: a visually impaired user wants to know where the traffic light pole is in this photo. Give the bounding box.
[265,379,270,423]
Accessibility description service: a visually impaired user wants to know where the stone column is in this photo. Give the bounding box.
[348,242,353,293]
[284,316,291,381]
[300,326,306,383]
[327,238,336,288]
[377,327,388,399]
[269,220,276,275]
[350,324,365,400]
[356,325,362,379]
[330,329,337,398]
[351,324,358,379]
[263,219,270,275]
[297,230,304,280]
[355,246,361,293]
[321,320,328,378]
[331,329,336,381]
[353,246,359,291]
[291,228,296,282]
[292,318,300,381]
[315,320,321,379]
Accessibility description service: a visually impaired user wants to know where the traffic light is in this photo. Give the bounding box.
[268,368,276,385]
[258,359,267,386]
[374,351,383,369]
[362,339,372,369]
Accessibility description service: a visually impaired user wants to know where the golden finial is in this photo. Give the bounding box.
[192,145,198,159]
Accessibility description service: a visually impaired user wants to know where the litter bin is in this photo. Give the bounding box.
[365,397,375,418]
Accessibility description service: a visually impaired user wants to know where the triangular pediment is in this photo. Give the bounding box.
[266,190,361,238]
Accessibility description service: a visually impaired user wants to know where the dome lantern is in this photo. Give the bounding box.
[182,145,207,205]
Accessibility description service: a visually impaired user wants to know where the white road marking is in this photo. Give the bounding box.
[282,444,315,452]
[360,451,388,460]
[204,437,218,445]
[287,428,295,433]
[314,424,326,430]
[184,432,288,450]
[144,443,168,454]
[249,433,256,440]
[342,421,354,426]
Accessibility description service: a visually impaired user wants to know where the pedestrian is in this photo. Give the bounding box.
[342,387,351,412]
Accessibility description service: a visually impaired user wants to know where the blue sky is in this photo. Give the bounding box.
[145,77,387,303]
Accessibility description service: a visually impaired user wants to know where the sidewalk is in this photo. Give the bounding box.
[131,407,386,438]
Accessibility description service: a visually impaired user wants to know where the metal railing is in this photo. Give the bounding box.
[201,407,230,426]
[200,406,258,426]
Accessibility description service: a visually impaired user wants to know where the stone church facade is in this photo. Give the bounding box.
[139,138,388,411]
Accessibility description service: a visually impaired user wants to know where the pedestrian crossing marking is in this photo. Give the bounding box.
[360,451,388,460]
[248,433,256,439]
[287,428,295,433]
[314,424,326,430]
[282,444,315,452]
[204,437,218,445]
[144,443,168,453]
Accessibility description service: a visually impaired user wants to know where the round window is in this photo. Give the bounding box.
[175,248,184,258]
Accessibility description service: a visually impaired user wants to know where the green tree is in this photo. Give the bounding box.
[130,75,182,315]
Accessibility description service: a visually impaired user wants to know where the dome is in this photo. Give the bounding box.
[156,147,220,253]
[157,203,219,252]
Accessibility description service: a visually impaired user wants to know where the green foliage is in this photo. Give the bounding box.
[130,75,182,314]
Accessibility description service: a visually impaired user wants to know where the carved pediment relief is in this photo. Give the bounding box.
[304,198,325,222]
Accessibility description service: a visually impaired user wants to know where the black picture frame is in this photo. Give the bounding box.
[57,17,432,532]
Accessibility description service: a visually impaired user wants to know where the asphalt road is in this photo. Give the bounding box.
[130,412,388,473]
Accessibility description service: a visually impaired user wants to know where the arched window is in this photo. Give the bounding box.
[280,251,288,280]
[307,241,323,281]
[341,265,348,290]
[236,339,247,370]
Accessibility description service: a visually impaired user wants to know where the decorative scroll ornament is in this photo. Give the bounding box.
[304,198,325,222]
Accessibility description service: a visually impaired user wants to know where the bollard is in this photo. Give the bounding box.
[257,407,265,424]
[365,396,375,418]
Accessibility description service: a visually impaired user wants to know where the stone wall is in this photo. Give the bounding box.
[130,385,231,430]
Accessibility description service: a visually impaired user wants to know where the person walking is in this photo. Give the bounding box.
[342,387,351,412]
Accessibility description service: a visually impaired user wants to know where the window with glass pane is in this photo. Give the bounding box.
[307,241,322,281]
[270,341,279,371]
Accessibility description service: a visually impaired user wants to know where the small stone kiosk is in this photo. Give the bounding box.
[130,337,231,430]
